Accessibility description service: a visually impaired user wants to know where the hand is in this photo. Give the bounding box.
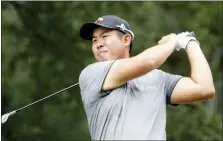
[158,33,178,45]
[176,31,200,51]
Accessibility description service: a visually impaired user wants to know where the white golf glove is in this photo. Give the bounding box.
[176,31,200,51]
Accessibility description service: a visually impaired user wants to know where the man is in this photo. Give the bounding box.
[78,15,215,140]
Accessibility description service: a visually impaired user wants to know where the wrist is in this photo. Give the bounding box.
[186,40,200,52]
[169,38,179,51]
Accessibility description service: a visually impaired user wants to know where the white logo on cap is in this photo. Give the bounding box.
[119,24,126,31]
[116,23,135,40]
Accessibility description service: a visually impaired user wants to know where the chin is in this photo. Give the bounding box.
[96,57,111,62]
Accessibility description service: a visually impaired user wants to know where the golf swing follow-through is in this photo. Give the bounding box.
[1,30,194,124]
[78,15,215,140]
[2,15,215,140]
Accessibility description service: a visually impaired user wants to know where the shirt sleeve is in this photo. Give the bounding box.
[78,60,115,105]
[161,71,183,106]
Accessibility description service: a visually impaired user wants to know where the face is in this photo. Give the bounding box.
[92,27,131,62]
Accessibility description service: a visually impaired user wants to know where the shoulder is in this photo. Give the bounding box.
[79,60,116,87]
[80,60,115,77]
[79,62,97,77]
[144,69,177,84]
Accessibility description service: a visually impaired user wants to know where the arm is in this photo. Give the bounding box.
[170,41,215,104]
[102,38,177,91]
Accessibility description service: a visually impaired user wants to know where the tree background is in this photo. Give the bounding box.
[1,1,222,140]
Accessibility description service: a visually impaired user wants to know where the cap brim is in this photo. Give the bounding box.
[79,23,113,40]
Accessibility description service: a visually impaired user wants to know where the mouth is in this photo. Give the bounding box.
[98,51,108,56]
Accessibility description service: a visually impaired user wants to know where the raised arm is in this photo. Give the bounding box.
[170,41,215,104]
[102,34,177,91]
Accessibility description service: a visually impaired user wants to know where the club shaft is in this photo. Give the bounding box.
[16,83,79,112]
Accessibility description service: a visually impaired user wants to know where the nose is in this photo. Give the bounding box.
[96,38,104,49]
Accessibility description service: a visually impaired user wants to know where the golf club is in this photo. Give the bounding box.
[2,82,79,124]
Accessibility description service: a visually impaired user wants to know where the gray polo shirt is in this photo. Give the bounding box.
[79,60,183,140]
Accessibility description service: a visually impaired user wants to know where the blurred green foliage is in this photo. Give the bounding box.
[1,2,222,140]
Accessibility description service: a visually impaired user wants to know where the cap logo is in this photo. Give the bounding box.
[95,17,103,23]
[119,24,126,31]
[116,23,135,41]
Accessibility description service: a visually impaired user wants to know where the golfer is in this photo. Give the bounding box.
[78,15,215,140]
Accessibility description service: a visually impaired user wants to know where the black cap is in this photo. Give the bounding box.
[79,15,134,52]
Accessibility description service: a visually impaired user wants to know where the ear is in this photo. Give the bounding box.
[123,34,132,47]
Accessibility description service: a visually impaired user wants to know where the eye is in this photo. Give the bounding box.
[102,35,108,38]
[92,39,97,43]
